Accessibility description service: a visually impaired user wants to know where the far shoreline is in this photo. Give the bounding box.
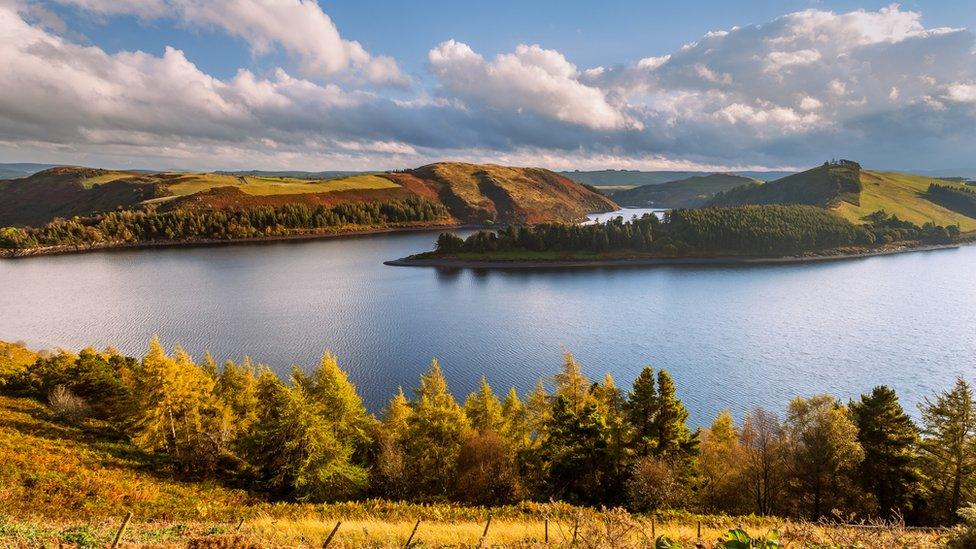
[0,222,480,259]
[384,240,970,270]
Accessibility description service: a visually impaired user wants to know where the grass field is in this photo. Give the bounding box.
[0,393,956,547]
[80,171,140,188]
[163,173,399,197]
[836,171,976,231]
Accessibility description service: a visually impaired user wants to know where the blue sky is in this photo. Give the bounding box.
[3,1,976,171]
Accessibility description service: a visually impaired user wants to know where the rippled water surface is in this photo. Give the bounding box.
[2,215,974,424]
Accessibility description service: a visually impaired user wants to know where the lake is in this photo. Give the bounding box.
[2,209,974,425]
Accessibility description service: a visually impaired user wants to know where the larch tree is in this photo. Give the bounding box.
[500,387,529,448]
[553,352,590,412]
[403,359,470,498]
[653,369,699,461]
[464,375,504,433]
[699,409,748,512]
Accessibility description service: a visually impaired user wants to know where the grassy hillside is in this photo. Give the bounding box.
[611,174,760,208]
[709,161,863,209]
[0,163,616,230]
[0,394,951,547]
[707,161,976,232]
[386,162,617,224]
[0,342,35,380]
[836,171,976,231]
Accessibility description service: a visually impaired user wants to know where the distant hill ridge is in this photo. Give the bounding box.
[610,173,761,208]
[0,163,617,228]
[709,160,863,208]
[561,169,793,187]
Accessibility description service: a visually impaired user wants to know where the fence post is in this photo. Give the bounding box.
[111,512,133,549]
[405,519,420,548]
[322,521,341,548]
[236,518,245,532]
[544,518,549,544]
[651,516,656,539]
[478,514,492,547]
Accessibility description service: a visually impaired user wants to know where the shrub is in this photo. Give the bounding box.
[47,385,90,422]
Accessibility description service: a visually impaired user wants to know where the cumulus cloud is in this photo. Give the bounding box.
[2,2,976,171]
[50,0,408,86]
[428,40,634,130]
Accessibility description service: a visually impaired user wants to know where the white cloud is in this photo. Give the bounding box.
[50,0,407,86]
[765,48,821,71]
[428,41,633,130]
[946,83,976,103]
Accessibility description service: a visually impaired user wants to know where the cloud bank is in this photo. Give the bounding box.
[1,2,974,170]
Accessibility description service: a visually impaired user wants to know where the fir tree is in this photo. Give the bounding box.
[626,366,659,456]
[653,369,698,460]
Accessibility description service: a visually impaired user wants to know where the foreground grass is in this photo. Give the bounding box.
[836,171,976,231]
[0,394,955,547]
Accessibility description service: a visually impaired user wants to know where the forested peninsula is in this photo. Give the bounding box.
[392,205,967,269]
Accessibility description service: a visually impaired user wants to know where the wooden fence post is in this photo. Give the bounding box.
[111,512,133,549]
[322,521,341,548]
[651,516,656,539]
[478,514,492,547]
[236,518,245,532]
[404,519,420,548]
[544,518,549,544]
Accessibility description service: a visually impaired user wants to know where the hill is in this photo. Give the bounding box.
[0,163,616,229]
[561,169,792,189]
[610,173,760,208]
[707,161,976,231]
[709,160,863,209]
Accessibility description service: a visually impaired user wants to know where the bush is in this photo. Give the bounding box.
[626,457,687,513]
[47,385,90,422]
[947,504,976,548]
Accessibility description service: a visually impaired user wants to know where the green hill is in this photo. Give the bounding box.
[707,160,976,231]
[610,173,760,208]
[561,169,792,189]
[708,160,863,208]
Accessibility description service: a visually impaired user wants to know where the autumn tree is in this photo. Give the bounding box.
[741,407,787,516]
[402,359,470,499]
[784,395,864,519]
[464,375,504,433]
[699,410,748,513]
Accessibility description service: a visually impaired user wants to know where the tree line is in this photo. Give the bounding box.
[435,205,959,258]
[0,197,449,249]
[928,184,976,219]
[3,339,976,526]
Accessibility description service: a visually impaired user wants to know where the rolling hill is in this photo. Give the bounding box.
[707,160,976,231]
[0,163,617,229]
[561,169,793,189]
[609,173,761,208]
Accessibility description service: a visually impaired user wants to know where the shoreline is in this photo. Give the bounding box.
[0,222,480,259]
[384,241,967,270]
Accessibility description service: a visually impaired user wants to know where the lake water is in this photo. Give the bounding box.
[2,209,974,425]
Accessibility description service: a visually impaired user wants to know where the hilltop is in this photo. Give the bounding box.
[708,161,976,231]
[610,173,761,208]
[0,162,616,229]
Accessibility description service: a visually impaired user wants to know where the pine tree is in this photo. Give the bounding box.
[919,378,976,523]
[626,366,659,456]
[301,352,373,449]
[542,395,613,504]
[403,359,470,498]
[850,386,920,519]
[464,375,504,433]
[653,369,698,459]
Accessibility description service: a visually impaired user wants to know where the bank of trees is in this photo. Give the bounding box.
[435,205,959,258]
[0,197,448,249]
[3,340,976,525]
[928,183,976,219]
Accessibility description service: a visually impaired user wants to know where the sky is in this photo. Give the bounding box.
[1,1,975,172]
